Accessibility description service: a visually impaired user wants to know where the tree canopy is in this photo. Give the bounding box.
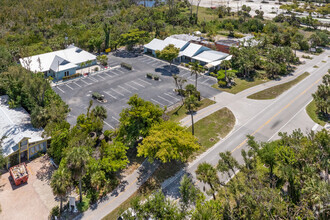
[156,44,179,66]
[137,121,200,163]
[117,94,164,148]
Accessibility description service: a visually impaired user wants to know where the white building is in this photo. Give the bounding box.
[19,45,97,80]
[0,95,49,168]
[144,37,230,69]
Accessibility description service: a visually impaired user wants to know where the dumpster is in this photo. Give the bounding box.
[10,163,29,186]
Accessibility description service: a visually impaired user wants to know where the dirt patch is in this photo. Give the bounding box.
[0,155,59,220]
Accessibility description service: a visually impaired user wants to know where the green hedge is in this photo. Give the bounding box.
[62,73,82,81]
[121,62,132,70]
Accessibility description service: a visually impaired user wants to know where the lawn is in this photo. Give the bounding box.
[166,98,216,122]
[212,77,269,94]
[247,72,310,100]
[102,161,184,220]
[306,100,327,126]
[187,107,235,161]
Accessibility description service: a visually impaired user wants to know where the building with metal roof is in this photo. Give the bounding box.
[144,38,230,69]
[144,37,190,57]
[19,45,96,80]
[0,95,49,168]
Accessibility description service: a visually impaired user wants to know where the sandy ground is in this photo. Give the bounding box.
[0,155,59,220]
[193,0,285,19]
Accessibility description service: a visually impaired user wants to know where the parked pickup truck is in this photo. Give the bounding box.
[10,163,29,186]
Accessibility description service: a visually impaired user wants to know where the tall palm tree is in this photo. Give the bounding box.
[173,75,187,105]
[184,95,201,135]
[66,147,89,203]
[221,60,231,86]
[50,167,71,213]
[189,61,204,90]
[196,162,219,200]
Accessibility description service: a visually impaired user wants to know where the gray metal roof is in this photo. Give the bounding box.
[192,50,229,63]
[0,95,46,157]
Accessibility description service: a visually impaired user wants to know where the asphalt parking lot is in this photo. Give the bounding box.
[53,52,220,129]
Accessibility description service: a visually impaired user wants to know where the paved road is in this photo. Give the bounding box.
[163,49,329,196]
[77,49,328,219]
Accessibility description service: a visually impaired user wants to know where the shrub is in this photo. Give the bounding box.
[209,72,217,77]
[218,80,227,87]
[94,67,99,72]
[316,48,323,53]
[62,73,82,81]
[104,130,114,141]
[77,196,90,212]
[302,55,313,59]
[50,206,60,219]
[146,73,153,79]
[121,62,132,70]
[234,33,245,38]
[154,75,160,81]
[185,63,189,67]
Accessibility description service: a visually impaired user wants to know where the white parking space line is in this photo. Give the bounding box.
[150,98,165,107]
[88,77,98,82]
[112,116,120,122]
[111,88,125,96]
[164,93,180,101]
[110,70,119,75]
[104,91,117,99]
[125,83,138,90]
[96,74,106,80]
[138,78,152,85]
[118,85,132,93]
[181,72,190,77]
[104,121,114,129]
[80,79,91,85]
[74,82,82,87]
[131,81,145,88]
[65,84,74,90]
[104,71,113,77]
[56,86,65,93]
[116,68,125,73]
[201,77,210,84]
[158,95,173,104]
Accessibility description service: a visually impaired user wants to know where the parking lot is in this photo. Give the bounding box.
[53,52,220,129]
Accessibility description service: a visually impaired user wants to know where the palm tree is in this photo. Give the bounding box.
[221,60,231,86]
[189,61,204,90]
[173,75,187,105]
[66,147,89,203]
[91,106,107,121]
[50,167,71,214]
[184,95,201,135]
[196,162,219,200]
[217,151,239,179]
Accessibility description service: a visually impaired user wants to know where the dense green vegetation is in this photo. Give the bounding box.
[121,129,330,219]
[308,71,330,125]
[0,66,69,129]
[0,0,329,218]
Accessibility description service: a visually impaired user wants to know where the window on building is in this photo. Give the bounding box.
[64,71,69,76]
[30,147,35,156]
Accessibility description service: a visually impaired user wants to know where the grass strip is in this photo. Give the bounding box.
[187,107,235,161]
[306,100,327,126]
[212,77,269,94]
[167,98,216,122]
[247,72,310,100]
